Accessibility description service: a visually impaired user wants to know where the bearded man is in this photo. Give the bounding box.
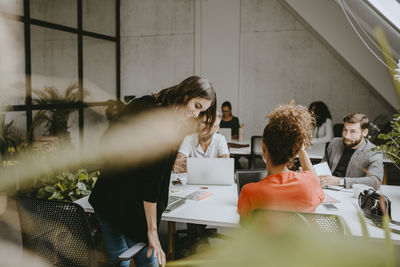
[320,112,383,189]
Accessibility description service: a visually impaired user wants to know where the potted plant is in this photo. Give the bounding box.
[372,110,400,167]
[0,113,14,160]
[25,168,100,202]
[373,60,400,167]
[29,82,86,144]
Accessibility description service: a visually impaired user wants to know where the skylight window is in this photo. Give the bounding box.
[367,0,400,32]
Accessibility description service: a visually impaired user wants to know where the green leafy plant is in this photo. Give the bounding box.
[0,114,14,157]
[0,113,26,159]
[372,110,400,167]
[35,169,99,202]
[29,82,86,143]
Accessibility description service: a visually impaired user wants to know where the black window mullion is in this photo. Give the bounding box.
[78,0,84,147]
[7,0,120,145]
[116,0,121,100]
[24,0,33,142]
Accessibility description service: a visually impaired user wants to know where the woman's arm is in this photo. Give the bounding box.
[311,119,333,144]
[298,147,316,176]
[172,152,187,173]
[144,201,166,266]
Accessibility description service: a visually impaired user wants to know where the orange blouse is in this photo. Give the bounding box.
[238,171,324,218]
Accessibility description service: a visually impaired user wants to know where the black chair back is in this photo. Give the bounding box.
[250,136,263,169]
[236,169,267,197]
[253,209,350,235]
[17,196,96,267]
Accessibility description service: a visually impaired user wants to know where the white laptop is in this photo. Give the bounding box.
[218,128,232,142]
[187,158,234,185]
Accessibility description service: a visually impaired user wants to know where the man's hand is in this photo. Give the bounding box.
[319,175,340,187]
[147,229,166,266]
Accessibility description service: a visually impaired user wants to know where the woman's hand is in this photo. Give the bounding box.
[143,201,166,266]
[147,229,166,266]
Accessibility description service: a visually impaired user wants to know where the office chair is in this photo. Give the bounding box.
[252,209,350,235]
[249,136,264,169]
[236,169,267,197]
[17,196,145,267]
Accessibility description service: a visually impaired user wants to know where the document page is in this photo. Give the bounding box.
[313,162,332,176]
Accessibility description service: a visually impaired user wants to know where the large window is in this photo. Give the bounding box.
[0,0,120,148]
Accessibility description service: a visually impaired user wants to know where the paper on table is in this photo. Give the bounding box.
[322,194,340,203]
[169,188,197,198]
[185,190,213,201]
[313,162,332,176]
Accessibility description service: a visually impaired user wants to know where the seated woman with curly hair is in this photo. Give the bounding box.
[238,103,324,219]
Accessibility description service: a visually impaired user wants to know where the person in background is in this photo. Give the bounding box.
[89,76,217,267]
[309,101,333,145]
[220,101,241,139]
[173,114,229,173]
[238,103,324,220]
[320,112,383,190]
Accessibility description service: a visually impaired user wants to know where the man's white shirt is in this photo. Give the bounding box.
[178,133,229,158]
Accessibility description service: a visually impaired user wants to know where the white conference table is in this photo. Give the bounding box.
[228,140,325,162]
[167,184,400,241]
[75,184,400,242]
[228,139,251,156]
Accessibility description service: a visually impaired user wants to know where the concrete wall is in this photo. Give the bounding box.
[239,0,395,137]
[121,0,395,138]
[284,0,399,108]
[120,0,195,97]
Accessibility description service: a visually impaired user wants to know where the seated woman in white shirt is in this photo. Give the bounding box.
[309,101,333,145]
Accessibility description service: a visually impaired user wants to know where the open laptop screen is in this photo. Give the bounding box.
[187,158,234,185]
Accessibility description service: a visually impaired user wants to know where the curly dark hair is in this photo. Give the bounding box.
[263,103,314,166]
[309,101,332,127]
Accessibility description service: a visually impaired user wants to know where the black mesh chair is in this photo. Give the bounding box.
[236,169,267,197]
[249,136,264,169]
[253,209,350,235]
[17,196,145,267]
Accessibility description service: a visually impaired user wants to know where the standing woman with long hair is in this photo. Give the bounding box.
[309,101,333,145]
[89,76,217,267]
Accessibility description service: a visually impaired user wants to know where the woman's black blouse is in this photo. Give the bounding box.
[219,116,240,137]
[89,95,178,243]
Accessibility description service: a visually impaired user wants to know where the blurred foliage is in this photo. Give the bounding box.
[0,114,14,157]
[0,113,27,160]
[19,169,99,202]
[29,82,86,143]
[105,99,126,123]
[372,110,400,167]
[168,212,392,267]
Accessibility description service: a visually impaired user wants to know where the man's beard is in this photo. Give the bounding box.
[343,136,363,149]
